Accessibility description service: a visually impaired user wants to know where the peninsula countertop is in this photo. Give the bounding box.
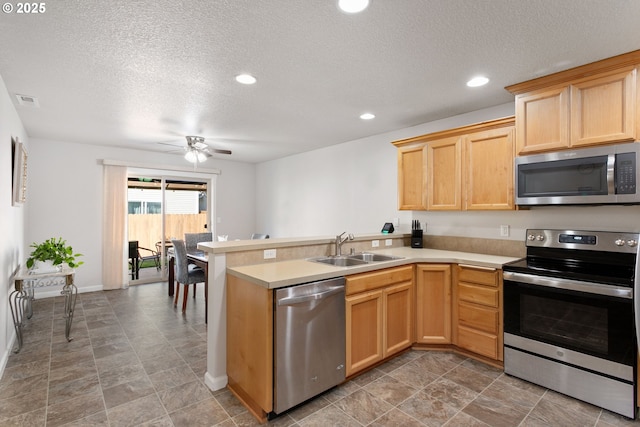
[225,246,520,289]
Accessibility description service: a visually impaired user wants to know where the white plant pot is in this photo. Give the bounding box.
[32,259,60,273]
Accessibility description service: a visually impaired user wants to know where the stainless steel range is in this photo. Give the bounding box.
[503,229,639,419]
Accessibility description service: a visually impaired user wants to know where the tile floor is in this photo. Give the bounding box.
[1,282,639,426]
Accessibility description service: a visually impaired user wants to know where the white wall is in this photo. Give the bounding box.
[26,139,256,292]
[214,159,256,240]
[0,76,29,374]
[257,102,640,239]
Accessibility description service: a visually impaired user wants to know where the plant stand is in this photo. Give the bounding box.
[9,266,77,353]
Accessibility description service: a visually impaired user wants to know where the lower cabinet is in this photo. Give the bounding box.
[345,289,383,375]
[345,265,414,377]
[453,265,503,361]
[226,273,273,422]
[415,264,452,344]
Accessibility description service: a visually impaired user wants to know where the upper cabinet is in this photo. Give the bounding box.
[464,126,515,210]
[397,144,427,210]
[507,50,640,155]
[571,68,636,147]
[393,117,515,211]
[427,136,462,210]
[514,86,569,154]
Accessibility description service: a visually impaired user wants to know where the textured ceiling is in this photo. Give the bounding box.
[1,0,640,163]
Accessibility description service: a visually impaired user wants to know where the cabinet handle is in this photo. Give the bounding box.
[458,264,496,272]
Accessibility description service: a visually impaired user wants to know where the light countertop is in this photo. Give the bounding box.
[197,233,407,254]
[226,247,520,289]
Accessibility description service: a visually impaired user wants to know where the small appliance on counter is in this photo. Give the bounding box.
[411,220,423,248]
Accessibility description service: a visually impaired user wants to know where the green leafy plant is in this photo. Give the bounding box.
[26,237,84,269]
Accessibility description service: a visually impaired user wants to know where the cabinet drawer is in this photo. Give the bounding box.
[458,302,498,334]
[458,283,499,308]
[458,265,497,287]
[457,326,498,359]
[346,265,413,295]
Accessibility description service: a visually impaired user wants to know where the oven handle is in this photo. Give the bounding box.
[607,153,615,195]
[503,271,633,299]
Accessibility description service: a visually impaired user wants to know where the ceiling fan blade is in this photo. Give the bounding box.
[212,148,232,155]
[157,141,183,148]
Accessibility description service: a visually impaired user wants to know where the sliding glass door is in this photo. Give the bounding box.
[127,176,210,284]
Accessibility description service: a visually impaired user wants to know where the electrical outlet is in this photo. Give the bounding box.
[263,249,277,259]
[500,225,510,237]
[372,240,380,248]
[385,239,393,246]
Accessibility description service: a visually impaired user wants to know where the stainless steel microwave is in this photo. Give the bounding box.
[515,142,640,206]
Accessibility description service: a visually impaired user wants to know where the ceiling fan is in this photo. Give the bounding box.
[160,136,232,164]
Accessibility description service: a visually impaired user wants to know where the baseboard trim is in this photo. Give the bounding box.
[204,371,228,392]
[0,330,17,381]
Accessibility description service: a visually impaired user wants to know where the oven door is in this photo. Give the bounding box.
[504,272,635,370]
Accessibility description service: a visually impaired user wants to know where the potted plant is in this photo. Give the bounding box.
[26,237,84,272]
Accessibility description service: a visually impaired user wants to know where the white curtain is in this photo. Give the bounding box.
[102,165,128,290]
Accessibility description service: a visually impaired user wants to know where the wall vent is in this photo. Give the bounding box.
[15,94,40,107]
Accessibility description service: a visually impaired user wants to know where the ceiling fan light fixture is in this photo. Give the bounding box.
[185,149,207,163]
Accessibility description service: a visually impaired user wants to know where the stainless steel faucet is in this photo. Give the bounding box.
[335,232,353,256]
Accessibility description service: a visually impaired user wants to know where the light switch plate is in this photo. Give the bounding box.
[372,240,380,247]
[385,239,393,246]
[264,249,277,259]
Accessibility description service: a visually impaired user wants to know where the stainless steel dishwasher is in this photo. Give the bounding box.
[274,277,346,414]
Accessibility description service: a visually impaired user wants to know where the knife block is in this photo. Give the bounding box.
[411,230,423,248]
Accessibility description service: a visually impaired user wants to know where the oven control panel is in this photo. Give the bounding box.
[526,229,640,253]
[558,234,596,245]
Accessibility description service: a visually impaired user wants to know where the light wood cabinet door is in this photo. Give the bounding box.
[515,86,570,154]
[464,126,515,210]
[226,274,273,415]
[383,281,414,357]
[346,289,383,376]
[415,264,451,344]
[427,137,462,210]
[397,144,427,210]
[571,68,637,147]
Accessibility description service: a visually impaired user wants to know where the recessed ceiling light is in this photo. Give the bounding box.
[15,93,40,107]
[360,113,375,120]
[338,0,370,14]
[235,74,257,85]
[466,76,489,87]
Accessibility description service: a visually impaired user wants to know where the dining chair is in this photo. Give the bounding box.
[128,240,160,280]
[185,232,213,251]
[184,232,212,297]
[170,239,206,313]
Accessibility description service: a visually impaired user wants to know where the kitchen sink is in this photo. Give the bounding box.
[311,256,368,267]
[309,252,403,267]
[347,252,401,262]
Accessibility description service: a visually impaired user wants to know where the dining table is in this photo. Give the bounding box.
[167,248,208,323]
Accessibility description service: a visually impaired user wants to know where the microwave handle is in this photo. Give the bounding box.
[607,154,615,195]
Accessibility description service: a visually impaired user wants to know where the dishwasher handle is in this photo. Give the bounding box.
[277,286,344,306]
